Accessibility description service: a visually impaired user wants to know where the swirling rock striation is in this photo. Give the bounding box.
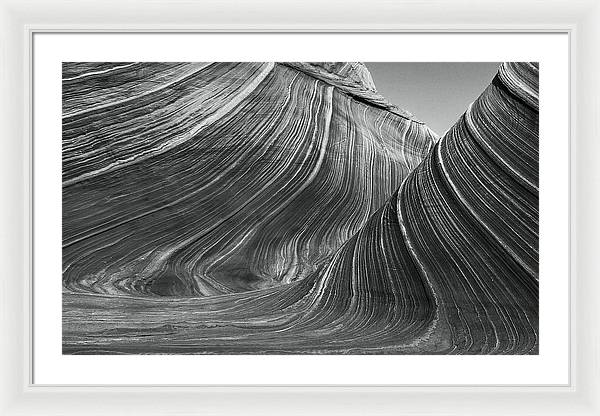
[62,62,437,298]
[62,61,538,354]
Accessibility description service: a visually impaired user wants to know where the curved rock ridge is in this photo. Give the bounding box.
[290,62,379,92]
[283,62,416,119]
[63,62,539,355]
[62,62,438,298]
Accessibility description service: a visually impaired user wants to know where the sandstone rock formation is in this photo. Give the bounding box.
[62,61,538,354]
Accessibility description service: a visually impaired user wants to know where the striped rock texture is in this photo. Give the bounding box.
[62,61,538,354]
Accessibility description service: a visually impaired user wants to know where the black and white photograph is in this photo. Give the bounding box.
[62,61,539,355]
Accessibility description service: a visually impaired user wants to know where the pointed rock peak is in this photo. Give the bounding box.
[302,62,378,92]
[282,62,419,122]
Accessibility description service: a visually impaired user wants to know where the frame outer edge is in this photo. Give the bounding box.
[0,1,26,415]
[575,1,600,413]
[1,0,598,415]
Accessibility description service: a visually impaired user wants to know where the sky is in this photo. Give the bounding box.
[365,62,501,135]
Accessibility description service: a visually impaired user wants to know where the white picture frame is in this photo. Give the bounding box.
[1,0,598,414]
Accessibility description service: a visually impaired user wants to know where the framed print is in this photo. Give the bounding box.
[1,0,599,415]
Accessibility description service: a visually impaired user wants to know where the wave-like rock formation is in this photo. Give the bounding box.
[62,61,538,354]
[62,62,437,297]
